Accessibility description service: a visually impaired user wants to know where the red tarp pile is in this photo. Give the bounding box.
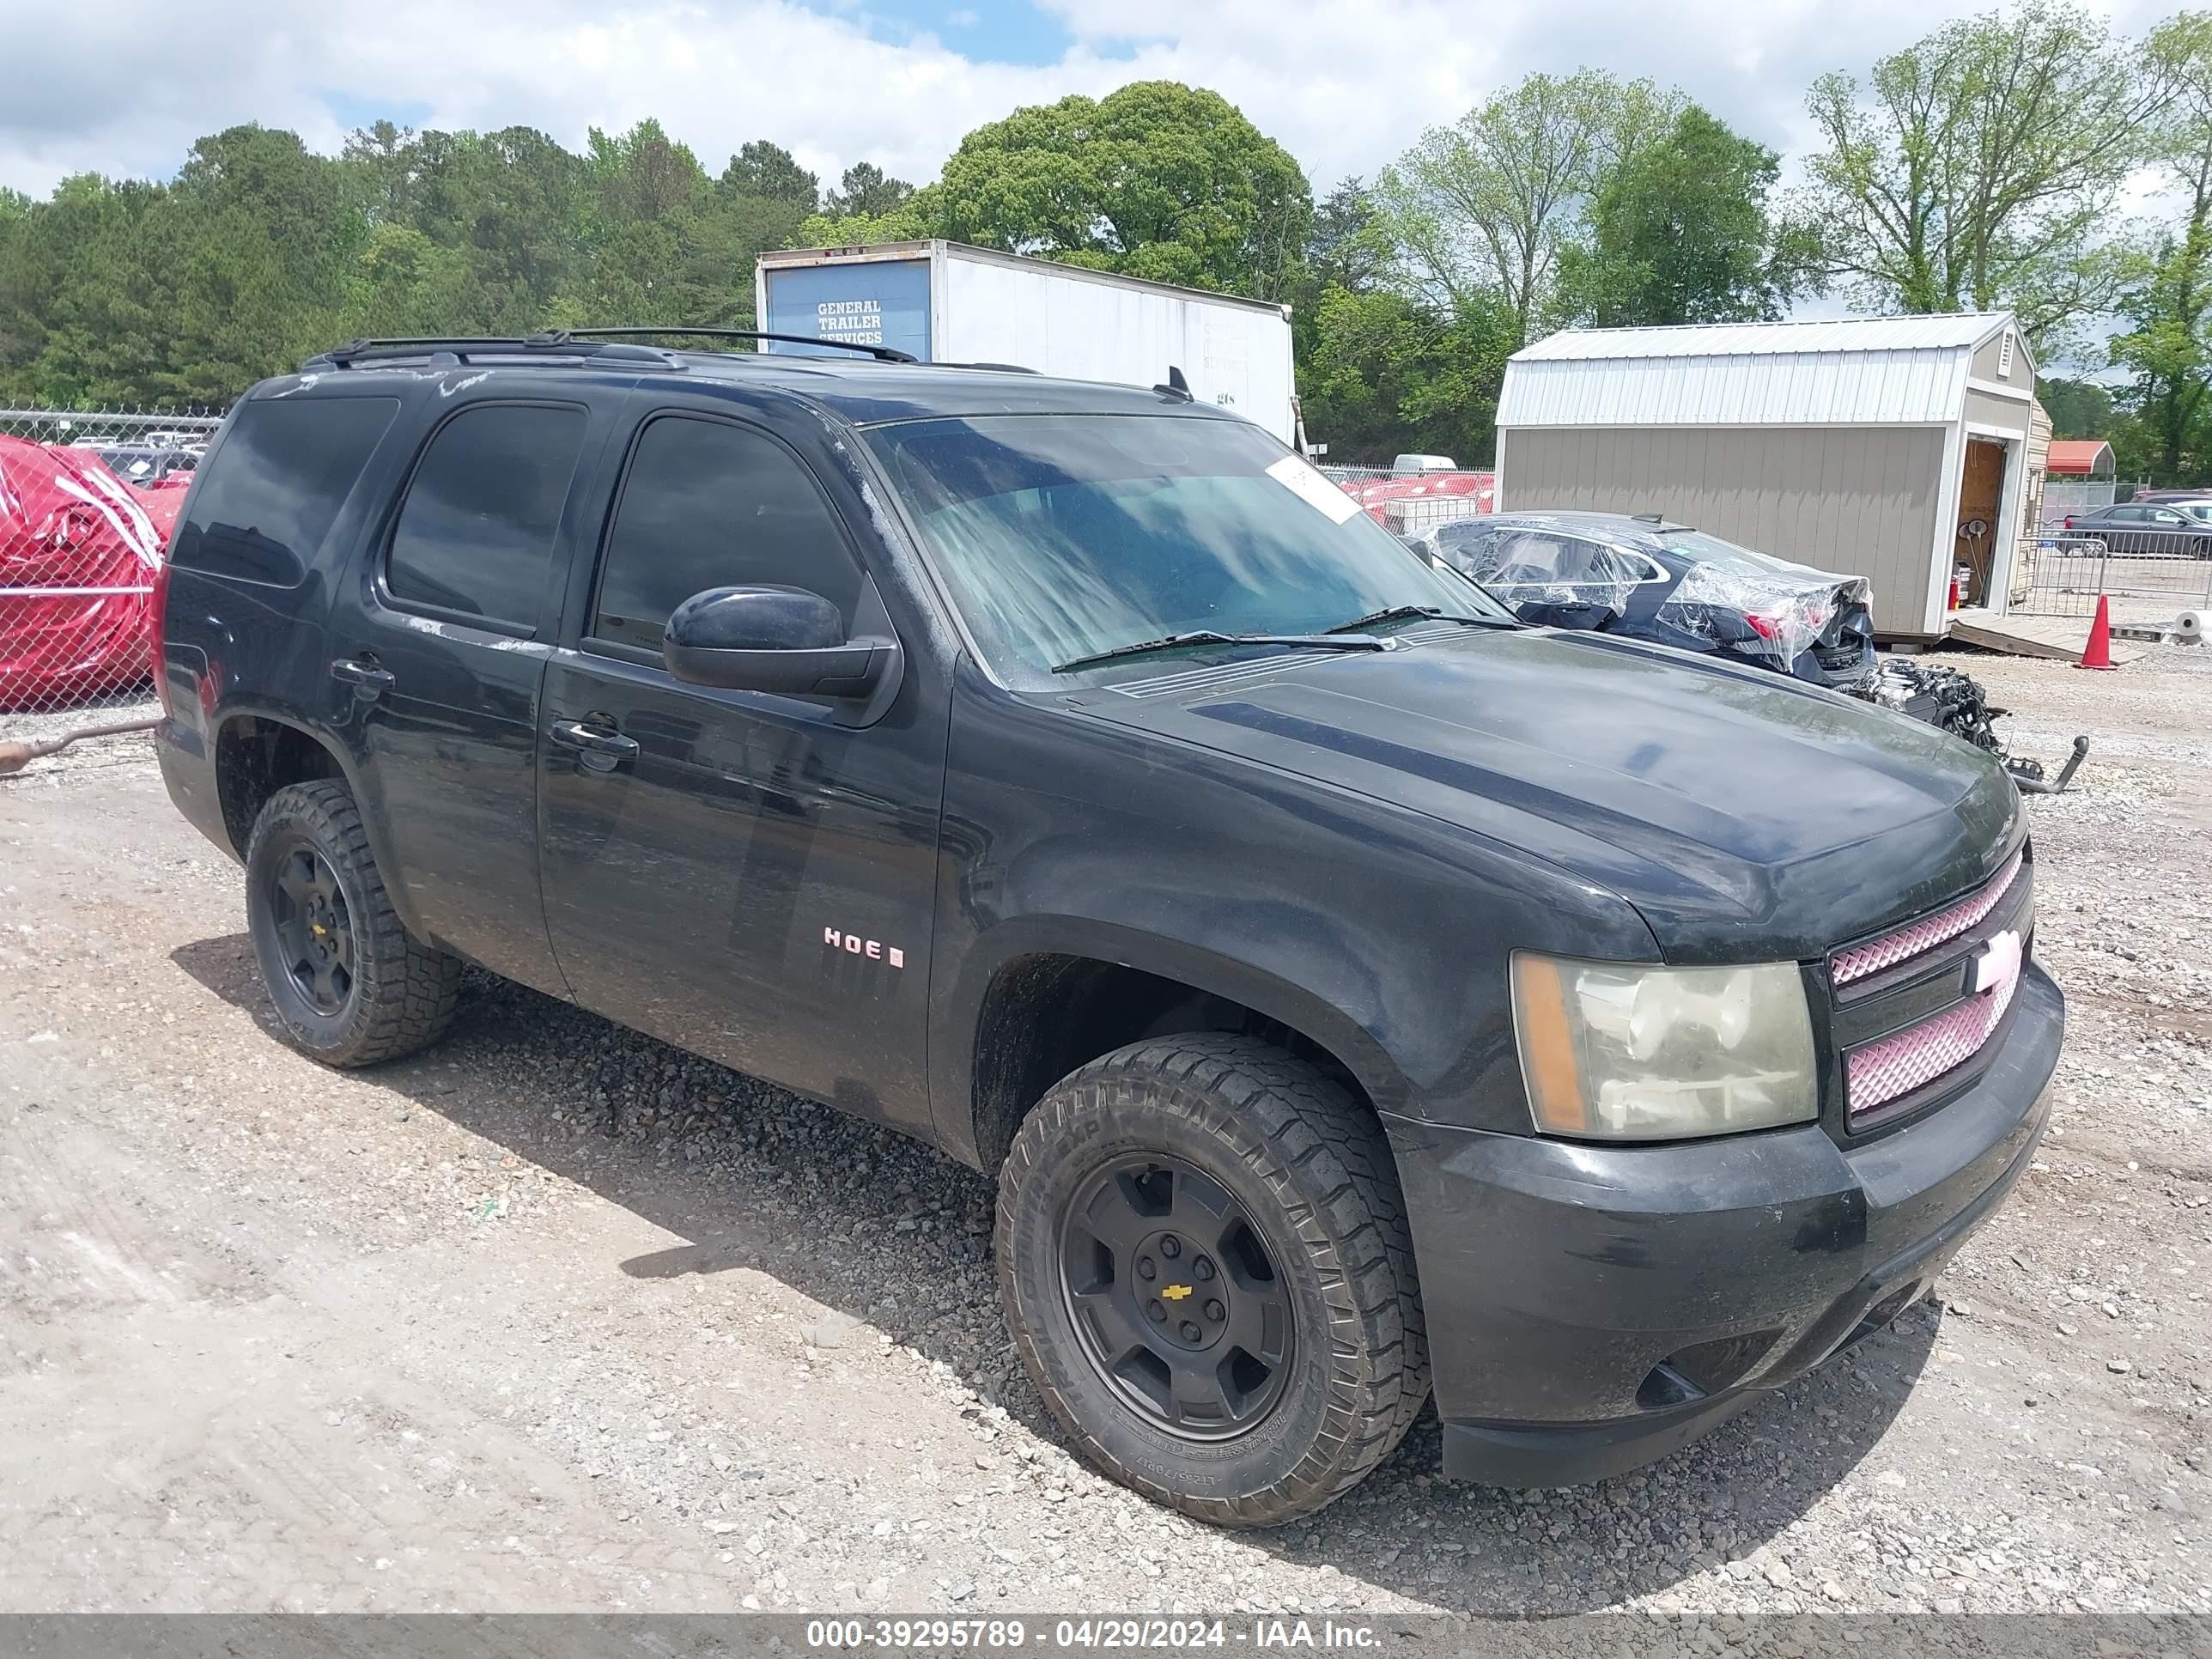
[0,436,167,712]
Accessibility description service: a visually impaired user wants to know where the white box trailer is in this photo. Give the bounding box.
[755,240,1300,447]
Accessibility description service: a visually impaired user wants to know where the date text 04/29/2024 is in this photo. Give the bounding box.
[802,1620,1381,1650]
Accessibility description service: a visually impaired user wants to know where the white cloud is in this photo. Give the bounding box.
[0,0,2183,201]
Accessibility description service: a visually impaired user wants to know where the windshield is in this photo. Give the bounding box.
[865,414,1505,683]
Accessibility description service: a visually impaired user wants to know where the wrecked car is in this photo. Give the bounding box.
[1412,510,1875,689]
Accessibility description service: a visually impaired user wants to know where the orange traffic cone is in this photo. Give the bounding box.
[2077,594,2116,671]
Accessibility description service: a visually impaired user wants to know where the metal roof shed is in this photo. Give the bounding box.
[2045,439,2115,477]
[1496,314,2038,639]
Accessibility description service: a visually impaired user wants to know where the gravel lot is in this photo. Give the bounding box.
[1,647,2208,1618]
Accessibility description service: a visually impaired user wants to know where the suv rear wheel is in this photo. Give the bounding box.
[244,780,461,1066]
[997,1035,1429,1526]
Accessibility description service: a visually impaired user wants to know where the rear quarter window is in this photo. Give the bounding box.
[384,403,588,630]
[170,397,400,584]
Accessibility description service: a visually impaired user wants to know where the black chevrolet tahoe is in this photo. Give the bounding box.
[153,331,2062,1526]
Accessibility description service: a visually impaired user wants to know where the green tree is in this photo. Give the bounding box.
[825,161,914,219]
[1553,106,1802,326]
[1302,179,1394,297]
[343,222,474,338]
[2108,14,2212,483]
[721,141,818,211]
[394,127,592,331]
[1799,0,2185,344]
[793,183,944,250]
[0,175,185,403]
[2036,375,2116,438]
[159,126,365,399]
[1299,285,1515,464]
[342,119,419,224]
[1376,70,1679,344]
[937,82,1311,299]
[586,120,709,228]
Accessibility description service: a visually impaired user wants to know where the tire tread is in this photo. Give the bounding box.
[998,1033,1431,1528]
[246,780,461,1067]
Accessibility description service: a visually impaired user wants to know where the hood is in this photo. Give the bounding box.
[1075,628,2022,963]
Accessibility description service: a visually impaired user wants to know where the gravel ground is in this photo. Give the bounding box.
[0,647,2207,1618]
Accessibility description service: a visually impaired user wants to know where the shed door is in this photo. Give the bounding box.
[1954,438,2008,605]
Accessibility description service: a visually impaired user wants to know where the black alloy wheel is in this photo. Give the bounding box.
[267,839,357,1015]
[1057,1154,1293,1440]
[998,1034,1430,1524]
[243,780,461,1066]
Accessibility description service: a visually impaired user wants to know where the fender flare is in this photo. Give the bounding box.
[210,703,433,944]
[935,911,1417,1168]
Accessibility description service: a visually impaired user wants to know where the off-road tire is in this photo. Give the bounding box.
[997,1034,1430,1526]
[244,780,461,1066]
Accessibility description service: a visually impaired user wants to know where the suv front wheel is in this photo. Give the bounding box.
[244,780,462,1067]
[997,1035,1430,1525]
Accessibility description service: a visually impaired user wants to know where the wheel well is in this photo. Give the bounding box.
[969,953,1371,1172]
[216,717,343,854]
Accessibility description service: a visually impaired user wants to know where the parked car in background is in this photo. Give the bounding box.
[2060,501,2212,556]
[2125,495,2212,526]
[138,428,210,453]
[81,444,198,486]
[1413,510,1876,689]
[1392,453,1458,474]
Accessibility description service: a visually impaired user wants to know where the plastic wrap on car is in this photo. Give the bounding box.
[1411,520,1650,622]
[1653,545,1869,670]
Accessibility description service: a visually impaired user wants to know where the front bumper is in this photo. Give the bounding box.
[1386,961,2062,1487]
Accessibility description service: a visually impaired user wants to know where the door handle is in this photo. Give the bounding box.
[550,719,640,761]
[330,657,395,702]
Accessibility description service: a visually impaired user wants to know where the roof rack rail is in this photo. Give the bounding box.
[306,336,687,370]
[557,326,919,363]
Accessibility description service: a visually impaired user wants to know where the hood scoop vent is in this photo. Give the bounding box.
[1107,653,1321,699]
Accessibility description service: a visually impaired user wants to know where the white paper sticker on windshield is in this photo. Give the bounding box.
[1266,454,1361,525]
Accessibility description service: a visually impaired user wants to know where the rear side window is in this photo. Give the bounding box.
[591,416,864,652]
[386,404,589,629]
[170,397,399,582]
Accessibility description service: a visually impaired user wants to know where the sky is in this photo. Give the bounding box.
[0,0,2174,208]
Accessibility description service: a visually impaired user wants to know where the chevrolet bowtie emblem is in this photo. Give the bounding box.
[1969,927,2023,997]
[1161,1284,1193,1301]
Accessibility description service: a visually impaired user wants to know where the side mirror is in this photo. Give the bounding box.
[662,586,893,698]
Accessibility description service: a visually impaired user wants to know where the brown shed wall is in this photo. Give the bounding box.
[1498,424,1948,636]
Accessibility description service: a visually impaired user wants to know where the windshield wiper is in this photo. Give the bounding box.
[1325,605,1508,634]
[1052,629,1389,675]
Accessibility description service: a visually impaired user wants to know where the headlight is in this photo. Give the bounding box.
[1510,953,1817,1141]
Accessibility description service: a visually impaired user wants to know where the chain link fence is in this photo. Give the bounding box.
[1314,464,1396,489]
[1,407,219,742]
[1381,493,1494,540]
[1313,465,1498,532]
[2038,478,2119,526]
